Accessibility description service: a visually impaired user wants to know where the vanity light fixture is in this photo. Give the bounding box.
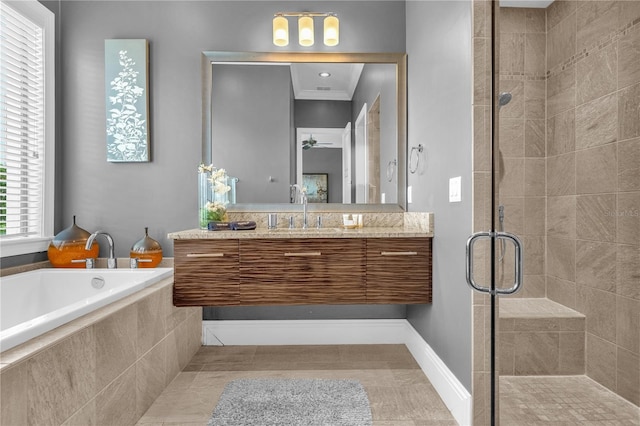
[273,14,289,46]
[272,12,339,47]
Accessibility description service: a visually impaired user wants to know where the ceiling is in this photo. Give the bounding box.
[286,1,553,101]
[290,63,364,101]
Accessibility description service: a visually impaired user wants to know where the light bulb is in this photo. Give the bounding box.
[324,15,339,46]
[298,15,314,47]
[273,15,289,47]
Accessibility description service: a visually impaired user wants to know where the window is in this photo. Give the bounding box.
[0,0,55,257]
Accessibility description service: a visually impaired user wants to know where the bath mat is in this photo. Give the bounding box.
[207,378,373,426]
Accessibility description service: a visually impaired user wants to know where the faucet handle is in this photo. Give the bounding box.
[130,258,152,269]
[71,258,95,269]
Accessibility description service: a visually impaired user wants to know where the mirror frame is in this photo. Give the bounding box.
[201,51,407,212]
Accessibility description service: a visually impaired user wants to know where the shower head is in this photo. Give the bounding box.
[499,92,512,108]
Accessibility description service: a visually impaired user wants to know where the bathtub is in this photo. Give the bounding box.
[0,267,173,352]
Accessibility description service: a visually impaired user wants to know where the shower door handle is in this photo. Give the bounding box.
[465,231,523,295]
[465,232,492,294]
[495,231,523,295]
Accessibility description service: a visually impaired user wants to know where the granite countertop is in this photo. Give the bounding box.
[168,212,434,239]
[168,226,433,239]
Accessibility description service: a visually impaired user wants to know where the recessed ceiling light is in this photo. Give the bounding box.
[319,72,331,78]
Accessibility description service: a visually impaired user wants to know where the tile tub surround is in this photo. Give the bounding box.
[0,271,202,426]
[168,212,434,239]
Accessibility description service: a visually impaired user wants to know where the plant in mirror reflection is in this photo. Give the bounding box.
[198,164,231,225]
[106,50,147,161]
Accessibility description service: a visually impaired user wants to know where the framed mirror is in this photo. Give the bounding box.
[201,52,407,211]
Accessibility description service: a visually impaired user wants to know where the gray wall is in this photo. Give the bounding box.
[212,64,291,203]
[11,0,474,392]
[55,0,406,259]
[405,1,473,392]
[55,1,407,321]
[295,100,351,128]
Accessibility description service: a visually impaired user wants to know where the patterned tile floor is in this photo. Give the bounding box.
[136,344,458,425]
[500,376,640,425]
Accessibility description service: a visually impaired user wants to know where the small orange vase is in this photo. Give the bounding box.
[130,227,163,268]
[47,216,99,268]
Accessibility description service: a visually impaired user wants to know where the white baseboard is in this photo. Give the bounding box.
[202,319,471,425]
[202,319,408,346]
[403,323,472,425]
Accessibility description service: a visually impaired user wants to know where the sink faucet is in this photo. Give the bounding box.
[85,231,117,269]
[291,184,309,229]
[301,190,308,229]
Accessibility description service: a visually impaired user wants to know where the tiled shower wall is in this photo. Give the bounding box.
[498,7,547,297]
[472,1,640,422]
[543,0,640,406]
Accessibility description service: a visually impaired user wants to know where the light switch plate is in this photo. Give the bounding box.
[449,176,461,202]
[381,193,386,204]
[407,186,412,203]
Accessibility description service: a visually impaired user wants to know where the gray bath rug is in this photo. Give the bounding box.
[207,378,373,426]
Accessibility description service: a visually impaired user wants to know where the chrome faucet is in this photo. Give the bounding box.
[85,231,117,269]
[291,184,309,229]
[301,190,308,229]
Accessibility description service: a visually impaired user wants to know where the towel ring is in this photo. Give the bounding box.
[386,159,397,182]
[409,144,424,174]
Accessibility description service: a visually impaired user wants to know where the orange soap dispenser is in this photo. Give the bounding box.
[47,216,99,268]
[129,227,163,268]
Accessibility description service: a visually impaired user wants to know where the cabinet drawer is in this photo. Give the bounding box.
[239,239,365,305]
[174,240,240,306]
[366,238,432,304]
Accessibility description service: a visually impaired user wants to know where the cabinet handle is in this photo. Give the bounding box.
[186,253,225,258]
[284,252,322,257]
[380,251,418,256]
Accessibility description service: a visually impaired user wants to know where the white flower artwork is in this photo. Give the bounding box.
[104,39,149,162]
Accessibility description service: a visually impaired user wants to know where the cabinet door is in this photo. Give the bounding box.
[239,239,365,305]
[173,240,239,306]
[366,238,432,304]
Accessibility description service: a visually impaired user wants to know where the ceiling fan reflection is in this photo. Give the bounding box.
[302,135,333,150]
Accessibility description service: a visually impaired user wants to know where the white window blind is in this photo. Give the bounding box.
[0,0,54,256]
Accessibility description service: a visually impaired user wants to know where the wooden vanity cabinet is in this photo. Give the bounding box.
[172,236,432,306]
[173,239,240,306]
[239,239,366,305]
[366,238,432,304]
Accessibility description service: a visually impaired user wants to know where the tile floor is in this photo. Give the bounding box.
[500,376,640,425]
[136,344,458,425]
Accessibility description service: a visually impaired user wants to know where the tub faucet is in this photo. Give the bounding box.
[85,231,117,269]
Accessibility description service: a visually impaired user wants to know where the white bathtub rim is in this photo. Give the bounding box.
[1,268,173,352]
[0,269,174,367]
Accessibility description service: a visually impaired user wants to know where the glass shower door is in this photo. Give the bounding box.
[491,0,640,424]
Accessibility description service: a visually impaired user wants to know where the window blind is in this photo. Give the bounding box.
[0,2,46,238]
